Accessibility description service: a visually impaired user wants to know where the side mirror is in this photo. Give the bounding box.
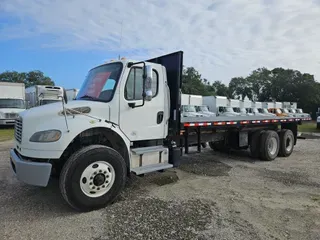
[144,65,153,101]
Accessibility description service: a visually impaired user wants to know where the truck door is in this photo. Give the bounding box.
[119,64,166,141]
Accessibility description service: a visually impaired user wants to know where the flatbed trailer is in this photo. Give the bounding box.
[179,115,311,155]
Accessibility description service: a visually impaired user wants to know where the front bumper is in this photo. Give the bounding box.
[0,119,16,125]
[9,148,52,187]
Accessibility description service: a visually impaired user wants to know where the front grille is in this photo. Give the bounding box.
[14,117,23,143]
[5,113,18,119]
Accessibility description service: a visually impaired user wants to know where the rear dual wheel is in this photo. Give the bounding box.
[249,129,294,161]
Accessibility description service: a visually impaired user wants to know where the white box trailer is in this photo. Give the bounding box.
[188,94,203,106]
[203,96,227,114]
[0,82,26,126]
[25,85,63,108]
[203,96,238,116]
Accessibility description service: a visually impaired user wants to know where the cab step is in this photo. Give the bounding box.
[131,145,167,155]
[131,163,173,175]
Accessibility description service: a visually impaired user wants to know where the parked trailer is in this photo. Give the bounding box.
[0,82,26,126]
[9,51,312,212]
[25,85,63,108]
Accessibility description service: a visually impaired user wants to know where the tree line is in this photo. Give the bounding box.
[182,67,320,119]
[0,70,55,88]
[1,66,319,118]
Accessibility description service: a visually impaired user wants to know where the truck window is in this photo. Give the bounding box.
[76,62,123,102]
[125,67,158,100]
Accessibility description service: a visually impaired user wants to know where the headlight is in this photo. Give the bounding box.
[29,130,62,142]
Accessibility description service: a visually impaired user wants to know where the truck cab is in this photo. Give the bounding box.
[0,82,26,126]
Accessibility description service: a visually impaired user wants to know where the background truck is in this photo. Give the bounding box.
[65,88,79,101]
[240,100,251,115]
[9,51,311,212]
[25,85,64,108]
[203,96,239,116]
[0,82,26,126]
[181,94,215,117]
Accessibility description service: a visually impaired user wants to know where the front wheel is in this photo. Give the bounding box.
[59,145,127,212]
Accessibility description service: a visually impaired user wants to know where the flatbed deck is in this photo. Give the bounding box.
[181,115,311,127]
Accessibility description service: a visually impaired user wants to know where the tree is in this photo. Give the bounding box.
[0,70,54,88]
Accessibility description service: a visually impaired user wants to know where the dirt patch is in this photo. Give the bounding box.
[178,151,232,177]
[259,169,320,188]
[101,198,215,240]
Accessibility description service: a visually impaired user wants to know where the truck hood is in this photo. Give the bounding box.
[20,100,110,121]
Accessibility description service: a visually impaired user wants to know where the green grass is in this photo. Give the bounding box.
[298,121,320,133]
[0,128,14,142]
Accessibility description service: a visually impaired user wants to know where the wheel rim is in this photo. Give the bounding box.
[268,137,278,156]
[80,161,115,198]
[285,135,293,152]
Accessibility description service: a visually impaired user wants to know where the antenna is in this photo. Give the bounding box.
[118,20,123,60]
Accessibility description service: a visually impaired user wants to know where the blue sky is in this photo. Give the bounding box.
[1,0,320,89]
[0,39,127,89]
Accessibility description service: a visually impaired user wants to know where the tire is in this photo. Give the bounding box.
[201,142,207,148]
[59,145,127,212]
[249,130,264,158]
[209,141,229,152]
[278,129,294,157]
[259,130,280,161]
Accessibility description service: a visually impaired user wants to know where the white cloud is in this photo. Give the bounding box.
[1,0,320,83]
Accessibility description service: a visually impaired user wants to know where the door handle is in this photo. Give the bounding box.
[157,111,164,124]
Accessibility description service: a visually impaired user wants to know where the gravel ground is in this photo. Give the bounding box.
[0,139,320,240]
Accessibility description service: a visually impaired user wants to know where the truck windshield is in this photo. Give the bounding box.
[226,107,234,113]
[276,109,282,114]
[288,109,296,113]
[281,108,289,113]
[76,63,123,102]
[252,108,259,113]
[261,108,269,114]
[40,99,60,105]
[296,109,303,113]
[198,106,209,112]
[233,107,240,113]
[240,108,247,114]
[183,105,196,112]
[0,99,25,109]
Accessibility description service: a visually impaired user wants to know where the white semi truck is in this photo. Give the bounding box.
[9,51,311,212]
[0,82,26,126]
[180,94,203,117]
[25,85,64,108]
